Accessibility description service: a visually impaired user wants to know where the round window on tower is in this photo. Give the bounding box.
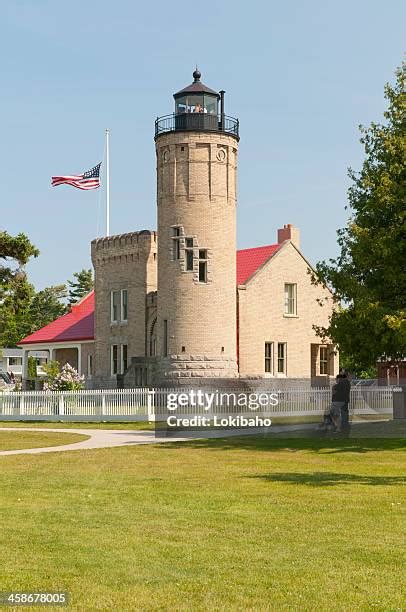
[216,148,226,162]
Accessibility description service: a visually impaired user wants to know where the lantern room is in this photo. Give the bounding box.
[155,69,239,139]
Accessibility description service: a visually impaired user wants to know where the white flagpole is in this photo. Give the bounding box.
[105,128,110,236]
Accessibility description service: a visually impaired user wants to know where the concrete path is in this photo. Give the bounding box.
[0,424,315,456]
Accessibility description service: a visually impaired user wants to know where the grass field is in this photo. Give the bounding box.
[0,432,405,610]
[0,430,89,451]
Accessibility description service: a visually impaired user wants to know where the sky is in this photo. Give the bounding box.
[2,0,404,290]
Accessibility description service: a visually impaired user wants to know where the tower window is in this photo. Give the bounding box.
[173,227,181,260]
[198,250,208,283]
[186,249,194,271]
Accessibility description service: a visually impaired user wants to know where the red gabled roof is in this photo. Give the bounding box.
[18,245,281,346]
[236,244,280,285]
[19,291,95,345]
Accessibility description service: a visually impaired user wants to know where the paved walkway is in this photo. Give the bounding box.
[0,424,315,456]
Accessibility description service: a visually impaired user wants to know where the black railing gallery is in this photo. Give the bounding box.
[155,113,239,139]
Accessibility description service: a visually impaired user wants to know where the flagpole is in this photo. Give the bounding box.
[105,128,110,236]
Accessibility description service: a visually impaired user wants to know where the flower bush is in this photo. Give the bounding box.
[44,363,85,391]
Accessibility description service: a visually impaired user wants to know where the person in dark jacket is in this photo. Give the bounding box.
[319,374,349,433]
[338,370,351,432]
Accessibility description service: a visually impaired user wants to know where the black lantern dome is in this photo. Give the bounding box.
[173,69,220,116]
[155,69,239,139]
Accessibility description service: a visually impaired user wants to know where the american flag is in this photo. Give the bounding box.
[51,162,101,190]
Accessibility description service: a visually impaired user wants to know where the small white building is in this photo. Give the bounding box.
[0,347,48,381]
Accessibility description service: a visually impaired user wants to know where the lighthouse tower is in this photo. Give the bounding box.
[154,69,240,383]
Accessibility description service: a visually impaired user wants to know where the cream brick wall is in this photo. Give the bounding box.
[155,130,239,381]
[91,231,157,384]
[238,241,338,378]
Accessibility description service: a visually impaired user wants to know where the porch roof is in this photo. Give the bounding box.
[18,291,95,345]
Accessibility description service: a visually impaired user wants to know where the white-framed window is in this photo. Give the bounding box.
[111,345,119,375]
[319,346,329,375]
[277,343,287,374]
[8,357,22,366]
[284,283,297,315]
[121,290,128,322]
[265,342,273,374]
[87,354,93,377]
[111,289,128,323]
[121,344,128,373]
[111,291,120,322]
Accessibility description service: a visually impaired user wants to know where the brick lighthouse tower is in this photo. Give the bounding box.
[154,69,240,383]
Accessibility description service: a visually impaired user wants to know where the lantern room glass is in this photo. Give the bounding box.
[175,93,218,115]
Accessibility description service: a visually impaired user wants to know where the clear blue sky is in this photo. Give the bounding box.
[2,0,404,290]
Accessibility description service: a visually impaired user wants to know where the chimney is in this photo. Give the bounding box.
[277,224,300,249]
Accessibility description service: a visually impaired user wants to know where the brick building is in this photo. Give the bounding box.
[19,70,338,387]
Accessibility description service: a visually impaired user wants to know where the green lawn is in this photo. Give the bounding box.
[0,435,405,610]
[0,430,89,451]
[0,420,155,430]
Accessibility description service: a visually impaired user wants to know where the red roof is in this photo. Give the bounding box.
[19,291,95,345]
[18,245,281,346]
[236,244,280,285]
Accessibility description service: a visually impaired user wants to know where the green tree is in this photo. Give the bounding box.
[29,285,68,329]
[68,269,93,305]
[0,232,39,347]
[314,64,406,370]
[27,355,38,379]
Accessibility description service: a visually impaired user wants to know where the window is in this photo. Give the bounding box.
[284,283,297,315]
[121,290,128,321]
[198,250,207,283]
[319,346,328,375]
[163,320,168,357]
[121,345,128,373]
[186,249,194,271]
[87,354,93,377]
[265,342,273,374]
[111,345,118,375]
[111,290,128,323]
[277,343,287,374]
[111,291,120,322]
[173,227,181,260]
[8,357,22,366]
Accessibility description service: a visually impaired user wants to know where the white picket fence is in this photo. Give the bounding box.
[0,386,394,421]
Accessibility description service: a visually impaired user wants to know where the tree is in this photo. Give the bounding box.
[68,269,93,305]
[314,64,406,371]
[27,356,38,379]
[29,285,68,329]
[0,231,39,285]
[0,232,39,347]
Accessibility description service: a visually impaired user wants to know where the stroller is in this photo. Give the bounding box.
[318,401,343,433]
